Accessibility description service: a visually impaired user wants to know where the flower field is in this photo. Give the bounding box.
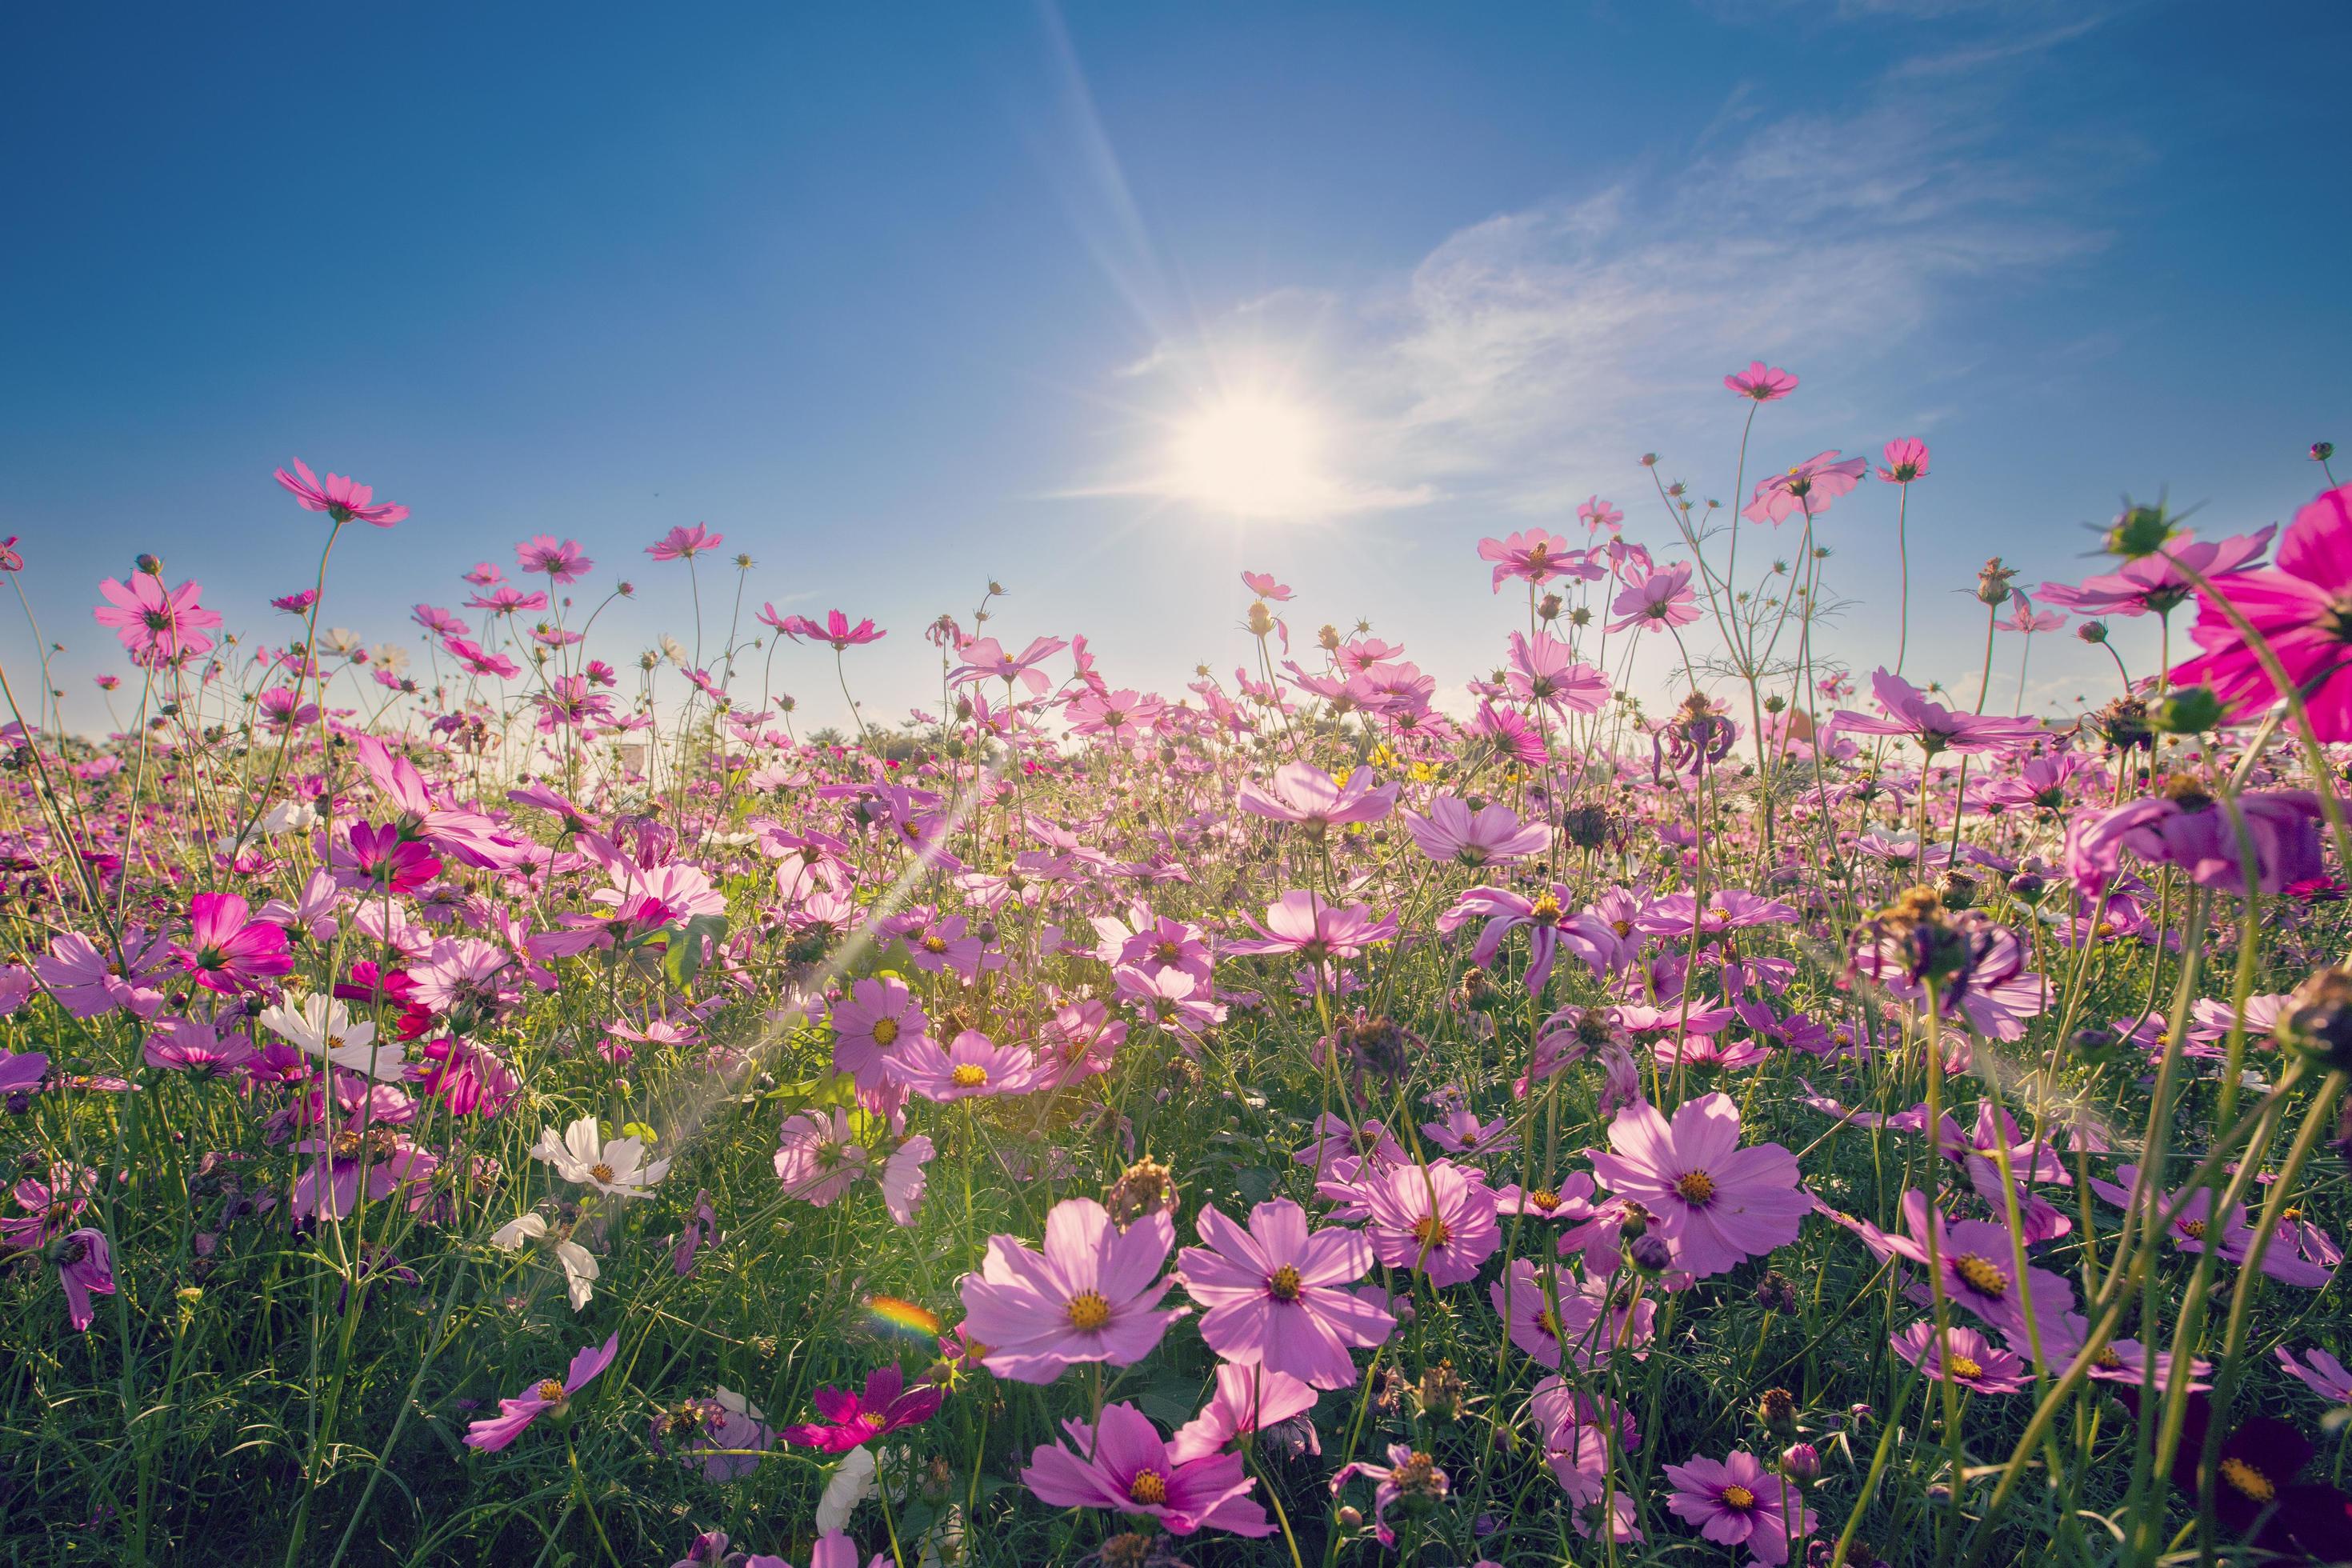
[3,378,2351,1568]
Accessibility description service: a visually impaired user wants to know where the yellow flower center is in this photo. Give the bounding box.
[1066,1290,1113,1331]
[1411,1216,1453,1250]
[535,1378,567,1403]
[1722,1484,1757,1510]
[1948,1354,1986,1381]
[1954,1254,2010,1297]
[870,1017,900,1047]
[1530,1188,1562,1212]
[1129,1469,1168,1506]
[1267,1265,1303,1302]
[1530,892,1563,925]
[922,935,949,954]
[950,1063,988,1089]
[590,1162,615,1183]
[2220,1457,2274,1503]
[1675,1170,1716,1205]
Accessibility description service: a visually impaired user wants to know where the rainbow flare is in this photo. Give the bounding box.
[864,1295,941,1341]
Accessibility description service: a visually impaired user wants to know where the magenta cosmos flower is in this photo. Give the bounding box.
[274,458,409,527]
[773,1107,870,1206]
[1439,883,1619,995]
[956,1198,1181,1382]
[778,1363,942,1453]
[646,522,724,560]
[1353,1158,1500,1287]
[1586,1092,1808,1279]
[2172,484,2352,737]
[1235,762,1398,829]
[1226,890,1398,963]
[1168,1362,1320,1464]
[1022,1401,1272,1538]
[1663,1450,1814,1565]
[1725,361,1798,402]
[1878,436,1930,484]
[2040,527,2273,618]
[464,1332,622,1450]
[1178,1197,1394,1389]
[172,893,293,994]
[93,574,222,662]
[830,977,929,1094]
[1742,450,1870,525]
[1833,668,2042,758]
[50,1226,117,1331]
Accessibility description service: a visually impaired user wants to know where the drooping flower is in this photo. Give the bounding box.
[1178,1198,1393,1388]
[956,1198,1181,1382]
[1167,1362,1320,1464]
[464,1333,622,1450]
[2064,781,2326,899]
[490,1211,600,1311]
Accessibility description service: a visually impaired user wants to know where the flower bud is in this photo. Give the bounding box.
[2274,966,2352,1072]
[2146,685,2224,735]
[2076,619,2110,645]
[134,553,163,577]
[1781,1442,1822,1484]
[1628,1233,1673,1274]
[2314,442,2336,463]
[1974,557,2019,606]
[1337,1506,1365,1530]
[2103,502,2176,560]
[1758,1386,1798,1438]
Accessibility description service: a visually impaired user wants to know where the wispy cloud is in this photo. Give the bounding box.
[1098,17,2132,519]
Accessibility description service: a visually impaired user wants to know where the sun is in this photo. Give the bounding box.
[1166,393,1332,519]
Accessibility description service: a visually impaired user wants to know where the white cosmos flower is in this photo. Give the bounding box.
[816,1444,878,1535]
[490,1212,600,1311]
[530,1114,671,1199]
[258,799,320,837]
[257,994,404,1082]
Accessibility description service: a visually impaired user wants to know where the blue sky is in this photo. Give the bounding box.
[2,1,2346,737]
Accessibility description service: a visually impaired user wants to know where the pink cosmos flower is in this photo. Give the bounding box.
[1022,1401,1273,1537]
[142,1018,256,1079]
[880,1135,933,1224]
[1578,494,1624,532]
[1226,891,1398,964]
[1998,590,2066,634]
[2063,786,2325,899]
[1890,1321,2030,1394]
[1478,530,1598,592]
[774,1108,870,1206]
[2171,484,2352,736]
[2278,1346,2352,1404]
[1833,668,2042,758]
[464,1332,621,1450]
[1586,1093,1808,1279]
[1742,450,1869,525]
[517,534,594,582]
[274,458,409,527]
[1178,1198,1393,1388]
[1725,361,1798,402]
[1168,1363,1320,1464]
[1607,566,1702,634]
[36,928,168,1018]
[93,574,222,662]
[172,893,293,994]
[894,1030,1041,1102]
[1880,1190,2074,1336]
[956,1198,1181,1382]
[778,1364,942,1453]
[1352,1158,1500,1287]
[1400,795,1549,868]
[52,1226,117,1331]
[948,634,1069,694]
[2039,528,2273,619]
[770,608,887,650]
[1241,570,1293,602]
[0,1050,48,1096]
[1438,883,1619,994]
[1878,436,1930,484]
[1663,1450,1814,1565]
[647,523,724,560]
[1235,762,1398,828]
[1506,632,1609,714]
[1328,1444,1450,1549]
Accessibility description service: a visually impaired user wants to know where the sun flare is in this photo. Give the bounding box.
[1166,393,1332,519]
